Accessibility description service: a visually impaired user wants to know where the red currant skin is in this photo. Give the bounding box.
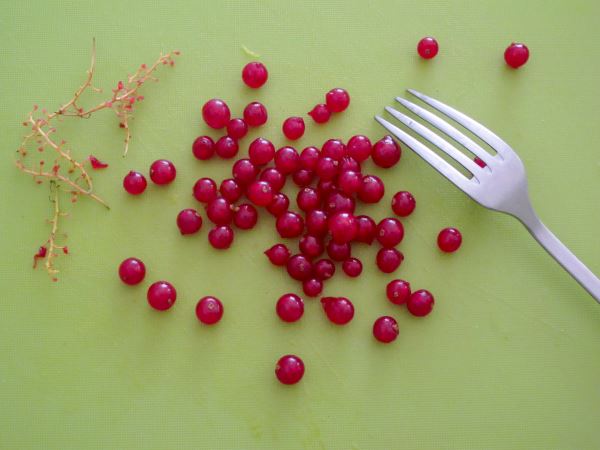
[118,257,146,285]
[196,296,224,324]
[282,117,305,140]
[407,289,434,317]
[264,244,291,266]
[308,104,331,124]
[123,171,147,195]
[372,136,401,168]
[226,118,248,140]
[242,61,268,88]
[149,160,176,185]
[391,191,416,217]
[176,209,203,235]
[244,102,268,127]
[417,37,439,59]
[276,293,304,322]
[437,227,462,252]
[325,88,350,112]
[386,279,411,305]
[275,354,305,385]
[202,98,231,129]
[373,316,399,343]
[147,281,177,311]
[321,297,354,325]
[192,136,215,160]
[504,43,529,69]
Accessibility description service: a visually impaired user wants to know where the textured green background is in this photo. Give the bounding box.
[1,1,600,449]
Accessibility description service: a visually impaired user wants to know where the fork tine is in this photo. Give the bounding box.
[395,97,495,167]
[407,89,513,156]
[374,115,475,194]
[384,106,484,178]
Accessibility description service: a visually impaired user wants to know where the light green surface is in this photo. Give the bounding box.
[1,1,600,449]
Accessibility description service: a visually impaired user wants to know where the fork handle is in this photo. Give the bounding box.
[518,213,600,303]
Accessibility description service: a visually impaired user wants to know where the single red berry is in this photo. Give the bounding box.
[372,136,401,168]
[504,42,529,69]
[300,146,320,170]
[264,244,291,266]
[305,209,328,237]
[324,191,355,215]
[376,218,404,248]
[220,178,243,202]
[260,167,286,191]
[149,159,176,185]
[123,170,147,195]
[346,135,372,162]
[202,99,231,129]
[342,258,362,277]
[274,146,301,174]
[376,248,404,273]
[297,187,321,212]
[321,297,354,325]
[243,102,268,127]
[206,197,233,225]
[327,241,351,261]
[355,215,377,244]
[407,289,434,316]
[417,37,439,59]
[316,179,337,197]
[328,212,357,244]
[325,88,350,112]
[437,227,462,252]
[386,279,411,305]
[249,137,275,165]
[177,209,203,235]
[373,316,399,343]
[192,136,215,160]
[292,169,314,187]
[308,104,331,123]
[196,296,224,324]
[275,354,304,385]
[299,234,324,259]
[315,157,338,181]
[474,156,487,168]
[321,139,346,161]
[193,177,218,203]
[226,118,248,140]
[338,156,361,173]
[266,192,290,216]
[234,203,258,229]
[313,258,335,280]
[215,135,239,159]
[303,278,323,297]
[282,117,305,140]
[276,293,304,322]
[391,191,416,217]
[337,170,362,196]
[208,225,234,249]
[358,175,385,203]
[242,61,268,88]
[247,180,274,206]
[118,257,146,285]
[276,211,304,238]
[147,281,177,310]
[286,254,313,281]
[232,158,258,185]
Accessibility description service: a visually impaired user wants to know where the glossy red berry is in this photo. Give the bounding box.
[243,102,268,127]
[292,169,314,187]
[193,177,218,203]
[317,179,337,197]
[355,215,377,244]
[276,293,304,322]
[266,192,290,216]
[242,61,268,88]
[300,146,320,170]
[346,135,372,162]
[206,197,233,225]
[373,316,399,343]
[328,212,357,244]
[338,156,361,173]
[264,244,291,266]
[232,158,258,185]
[321,139,346,161]
[308,104,331,123]
[474,156,487,168]
[342,258,362,277]
[337,170,362,196]
[149,159,176,185]
[315,157,338,181]
[358,175,385,203]
[249,137,275,165]
[202,99,231,129]
[417,37,439,59]
[286,254,313,281]
[504,42,529,68]
[303,278,323,297]
[220,178,243,203]
[376,218,404,248]
[276,211,304,238]
[325,88,350,112]
[299,234,324,259]
[274,146,300,175]
[196,296,224,324]
[305,209,328,237]
[324,191,355,215]
[282,117,305,140]
[147,281,177,310]
[313,258,335,280]
[208,225,234,249]
[123,170,147,195]
[260,167,286,191]
[386,279,411,305]
[215,135,239,159]
[372,136,401,168]
[118,257,146,285]
[407,289,434,316]
[376,248,404,273]
[234,203,258,229]
[297,187,321,212]
[192,136,215,160]
[226,118,248,140]
[275,354,304,385]
[437,227,462,252]
[326,241,351,261]
[391,191,416,217]
[177,209,203,235]
[321,297,354,325]
[247,180,274,206]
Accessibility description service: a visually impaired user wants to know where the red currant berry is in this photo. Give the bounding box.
[326,241,351,261]
[299,234,324,259]
[297,187,321,212]
[372,136,401,168]
[346,135,372,162]
[192,136,215,160]
[242,61,268,88]
[247,180,274,206]
[417,37,439,59]
[391,191,416,217]
[376,218,404,248]
[321,297,354,325]
[208,225,234,249]
[177,208,203,235]
[249,137,275,165]
[215,135,239,159]
[123,170,147,195]
[474,156,487,168]
[206,197,233,225]
[282,117,305,140]
[376,248,404,273]
[358,175,385,203]
[437,227,462,252]
[276,293,304,322]
[315,157,338,181]
[260,167,286,191]
[308,104,331,123]
[276,211,304,238]
[232,158,258,185]
[339,156,361,173]
[233,203,258,229]
[325,88,350,112]
[292,169,314,187]
[243,102,268,127]
[275,354,304,385]
[196,296,224,324]
[303,278,323,297]
[300,146,320,170]
[337,170,362,196]
[286,254,313,281]
[274,146,301,174]
[202,99,230,129]
[147,281,177,310]
[504,42,529,69]
[407,289,434,316]
[193,177,218,203]
[324,191,355,215]
[118,257,146,285]
[226,118,248,140]
[305,209,328,237]
[355,215,377,244]
[266,192,289,216]
[264,244,291,266]
[328,212,357,244]
[313,258,335,280]
[386,279,411,305]
[149,159,176,185]
[373,316,399,343]
[220,178,243,203]
[321,139,346,161]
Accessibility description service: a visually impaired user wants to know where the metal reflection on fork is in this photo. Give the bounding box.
[375,89,600,303]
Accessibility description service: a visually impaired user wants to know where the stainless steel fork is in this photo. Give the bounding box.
[375,89,600,303]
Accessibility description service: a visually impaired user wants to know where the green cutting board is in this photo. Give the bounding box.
[1,1,599,449]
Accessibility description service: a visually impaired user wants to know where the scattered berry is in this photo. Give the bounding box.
[232,158,258,185]
[358,175,385,203]
[297,187,321,212]
[89,155,108,169]
[249,137,275,165]
[260,167,286,191]
[287,254,313,281]
[325,88,350,112]
[376,248,403,273]
[275,354,305,385]
[206,197,233,225]
[328,212,358,244]
[292,169,315,187]
[215,135,239,159]
[386,279,411,305]
[313,258,335,280]
[118,257,146,285]
[474,156,487,168]
[243,102,268,127]
[391,191,416,217]
[417,37,439,59]
[337,170,362,196]
[274,146,301,174]
[346,135,372,162]
[234,203,258,229]
[220,178,243,203]
[247,180,275,206]
[321,139,346,161]
[242,61,268,88]
[208,225,234,249]
[276,211,304,238]
[326,240,351,261]
[266,192,290,216]
[265,243,291,266]
[276,293,304,322]
[342,258,362,277]
[308,104,331,123]
[504,42,529,69]
[202,99,231,129]
[338,156,361,173]
[226,118,248,140]
[193,177,218,203]
[282,117,305,140]
[376,218,404,248]
[123,170,147,195]
[305,209,329,237]
[373,316,399,343]
[321,297,354,325]
[324,191,355,215]
[303,278,323,297]
[177,209,203,235]
[147,281,177,310]
[299,234,324,259]
[299,146,320,170]
[407,289,434,316]
[315,157,339,181]
[355,215,377,244]
[437,227,462,252]
[196,296,224,324]
[149,159,176,185]
[372,136,401,168]
[192,136,215,160]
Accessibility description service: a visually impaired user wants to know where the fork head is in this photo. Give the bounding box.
[375,90,530,217]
